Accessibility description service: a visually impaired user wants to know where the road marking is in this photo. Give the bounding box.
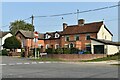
[38,62,44,63]
[0,64,7,65]
[16,63,23,65]
[31,62,37,64]
[9,63,15,65]
[45,62,51,63]
[24,62,30,64]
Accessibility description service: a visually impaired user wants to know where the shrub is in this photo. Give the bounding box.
[70,48,80,54]
[63,48,71,54]
[55,48,63,54]
[46,48,54,54]
[2,49,8,56]
[84,51,91,54]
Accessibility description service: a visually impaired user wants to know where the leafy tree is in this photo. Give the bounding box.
[3,36,21,50]
[9,20,34,35]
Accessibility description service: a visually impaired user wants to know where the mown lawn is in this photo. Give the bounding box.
[81,54,119,62]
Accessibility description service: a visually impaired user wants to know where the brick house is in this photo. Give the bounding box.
[15,19,117,55]
[41,19,113,53]
[15,30,44,56]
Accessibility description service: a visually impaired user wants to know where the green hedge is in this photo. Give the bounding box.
[2,49,8,56]
[46,48,80,54]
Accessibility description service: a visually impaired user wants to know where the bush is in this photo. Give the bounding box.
[63,48,71,54]
[70,48,80,54]
[84,51,91,54]
[46,48,54,54]
[55,48,63,54]
[2,49,8,56]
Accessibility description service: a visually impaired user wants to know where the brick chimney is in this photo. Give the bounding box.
[63,23,67,30]
[78,19,85,26]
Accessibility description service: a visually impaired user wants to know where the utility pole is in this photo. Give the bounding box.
[77,9,79,22]
[31,15,34,49]
[31,15,35,58]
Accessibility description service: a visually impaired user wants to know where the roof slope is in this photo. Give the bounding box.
[61,21,103,35]
[15,30,44,39]
[91,38,120,46]
[44,31,62,39]
[0,31,11,38]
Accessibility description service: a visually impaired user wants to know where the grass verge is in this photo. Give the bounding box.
[81,55,119,62]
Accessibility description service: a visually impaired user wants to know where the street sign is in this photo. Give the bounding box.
[34,31,38,38]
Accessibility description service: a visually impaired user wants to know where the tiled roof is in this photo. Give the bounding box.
[61,21,103,35]
[15,30,44,39]
[0,31,11,38]
[44,31,62,40]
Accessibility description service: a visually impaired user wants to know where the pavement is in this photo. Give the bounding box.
[0,56,119,78]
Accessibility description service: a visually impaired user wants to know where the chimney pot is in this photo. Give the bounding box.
[78,19,85,26]
[63,23,67,30]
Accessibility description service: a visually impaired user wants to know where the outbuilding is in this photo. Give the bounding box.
[91,38,120,55]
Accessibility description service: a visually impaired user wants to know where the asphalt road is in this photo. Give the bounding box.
[1,56,119,78]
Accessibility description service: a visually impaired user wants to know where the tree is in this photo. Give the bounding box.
[3,36,21,50]
[9,20,34,35]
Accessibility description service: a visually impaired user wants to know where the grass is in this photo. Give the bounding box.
[30,57,64,62]
[81,54,119,62]
[111,64,120,66]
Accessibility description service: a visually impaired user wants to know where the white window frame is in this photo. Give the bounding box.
[55,33,60,38]
[46,44,49,49]
[38,44,43,48]
[45,34,51,39]
[74,35,79,41]
[86,34,90,40]
[69,43,74,48]
[65,36,70,41]
[55,44,59,49]
[64,44,68,48]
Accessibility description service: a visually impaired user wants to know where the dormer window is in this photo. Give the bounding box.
[45,34,51,39]
[55,33,60,38]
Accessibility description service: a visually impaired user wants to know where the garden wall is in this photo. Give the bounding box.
[8,52,21,56]
[47,54,107,61]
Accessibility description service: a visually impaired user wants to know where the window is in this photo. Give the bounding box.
[85,43,91,52]
[69,43,74,48]
[64,44,69,48]
[55,33,60,38]
[74,35,79,41]
[45,34,51,39]
[55,44,59,49]
[38,44,43,48]
[86,34,90,40]
[46,44,49,49]
[65,36,70,41]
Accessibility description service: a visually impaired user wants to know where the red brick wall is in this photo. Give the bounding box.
[44,39,60,49]
[60,33,97,50]
[48,54,107,60]
[43,33,97,50]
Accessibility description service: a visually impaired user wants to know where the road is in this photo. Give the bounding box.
[1,56,119,78]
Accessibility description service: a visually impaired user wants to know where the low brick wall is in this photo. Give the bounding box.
[47,54,107,60]
[8,52,21,56]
